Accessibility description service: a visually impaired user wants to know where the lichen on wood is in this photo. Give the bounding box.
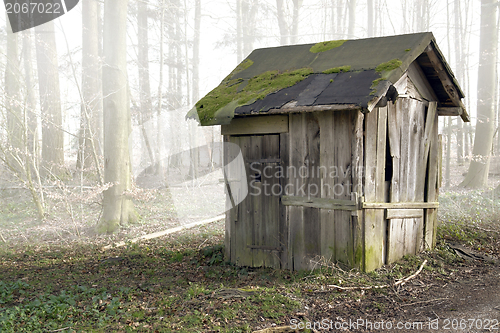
[309,39,347,53]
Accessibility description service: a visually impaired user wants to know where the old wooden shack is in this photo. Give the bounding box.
[189,32,469,271]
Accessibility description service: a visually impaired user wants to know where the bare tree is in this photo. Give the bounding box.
[35,21,64,175]
[77,0,103,177]
[98,0,138,233]
[276,0,301,45]
[461,0,498,187]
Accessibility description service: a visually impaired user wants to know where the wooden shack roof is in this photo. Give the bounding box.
[189,32,468,126]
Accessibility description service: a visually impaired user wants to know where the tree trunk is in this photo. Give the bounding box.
[367,0,374,37]
[347,0,356,38]
[98,0,138,233]
[236,0,243,62]
[137,0,155,168]
[35,20,64,175]
[290,0,300,44]
[193,0,201,102]
[77,0,103,174]
[276,0,289,45]
[22,30,38,156]
[460,0,498,187]
[454,0,464,165]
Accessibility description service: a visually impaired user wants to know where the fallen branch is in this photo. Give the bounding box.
[102,215,224,250]
[400,297,448,307]
[326,259,428,291]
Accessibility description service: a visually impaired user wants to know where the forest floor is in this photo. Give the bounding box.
[0,176,499,332]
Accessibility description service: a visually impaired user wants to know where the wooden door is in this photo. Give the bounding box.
[227,135,282,268]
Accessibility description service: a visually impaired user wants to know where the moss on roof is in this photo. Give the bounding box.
[375,59,403,73]
[323,65,351,74]
[309,40,347,53]
[190,32,463,125]
[195,68,313,125]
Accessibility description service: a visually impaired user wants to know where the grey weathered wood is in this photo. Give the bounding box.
[318,112,335,261]
[406,62,438,102]
[386,209,424,219]
[281,196,357,210]
[387,219,405,263]
[424,44,469,122]
[279,130,290,268]
[269,101,361,114]
[221,115,288,135]
[288,113,306,270]
[333,111,354,266]
[362,202,439,209]
[424,105,439,249]
[303,113,321,270]
[351,111,364,270]
[363,107,385,271]
[437,107,463,116]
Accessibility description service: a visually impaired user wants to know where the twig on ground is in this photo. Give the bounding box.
[400,297,449,307]
[102,215,224,250]
[49,327,71,332]
[326,260,428,291]
[0,231,6,243]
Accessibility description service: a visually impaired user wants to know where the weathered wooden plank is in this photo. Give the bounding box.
[386,219,405,264]
[387,101,400,202]
[288,113,307,270]
[279,131,290,268]
[282,196,357,210]
[386,209,424,219]
[333,111,354,266]
[269,101,362,113]
[424,105,439,249]
[406,62,438,102]
[234,136,253,266]
[437,107,463,116]
[363,108,385,271]
[362,202,439,209]
[221,115,288,135]
[223,135,232,262]
[318,112,335,261]
[303,113,321,270]
[351,111,364,270]
[424,44,469,122]
[399,99,410,203]
[364,109,378,202]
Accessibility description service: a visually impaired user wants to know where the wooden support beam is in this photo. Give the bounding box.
[362,202,439,209]
[424,44,470,122]
[221,115,288,135]
[281,195,358,210]
[437,107,463,116]
[386,209,424,219]
[269,101,361,114]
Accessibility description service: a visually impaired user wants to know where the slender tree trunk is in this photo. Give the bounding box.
[35,20,64,175]
[98,0,138,233]
[5,20,22,153]
[290,0,300,44]
[445,117,452,187]
[78,0,103,174]
[22,30,38,156]
[137,0,155,168]
[461,0,498,187]
[157,0,165,177]
[367,0,374,37]
[276,0,289,45]
[347,0,356,38]
[236,0,243,62]
[454,0,464,164]
[193,0,201,102]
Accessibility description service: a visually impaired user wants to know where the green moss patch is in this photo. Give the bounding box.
[309,39,347,53]
[196,68,313,124]
[375,59,402,73]
[323,65,351,74]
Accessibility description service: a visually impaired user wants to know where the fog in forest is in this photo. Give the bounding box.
[0,0,498,241]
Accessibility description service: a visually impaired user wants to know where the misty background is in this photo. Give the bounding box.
[0,0,498,242]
